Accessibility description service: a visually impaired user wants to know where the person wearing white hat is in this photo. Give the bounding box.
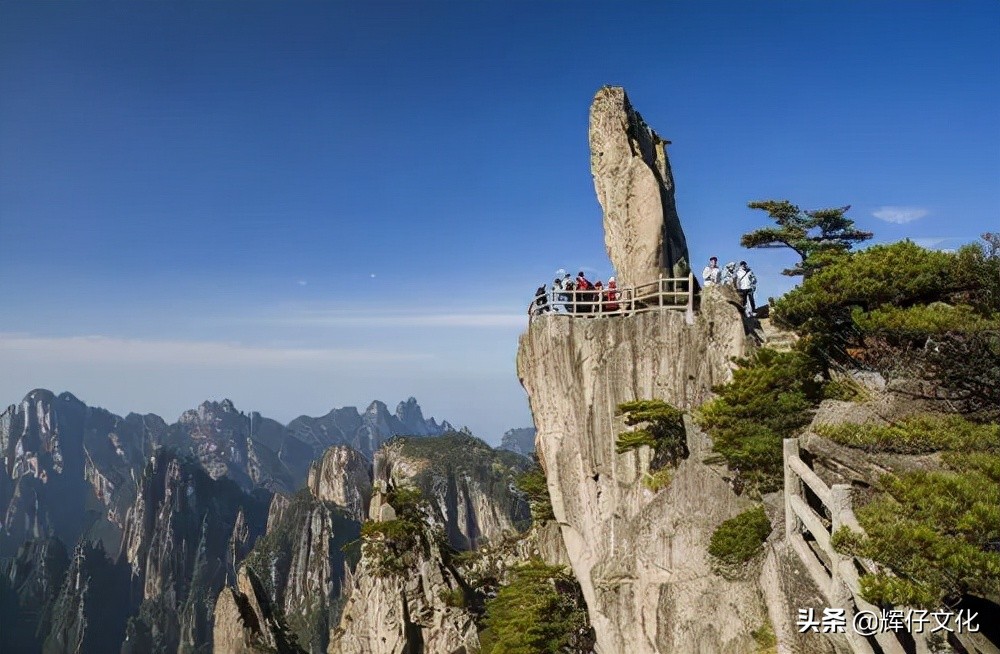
[606,276,620,313]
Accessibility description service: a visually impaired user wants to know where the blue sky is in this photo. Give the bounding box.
[1,1,997,442]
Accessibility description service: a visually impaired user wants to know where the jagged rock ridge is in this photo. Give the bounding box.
[330,433,531,653]
[498,427,536,456]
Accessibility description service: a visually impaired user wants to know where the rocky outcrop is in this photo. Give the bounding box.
[590,86,690,288]
[307,446,371,523]
[376,433,532,550]
[236,489,360,653]
[517,89,774,651]
[43,541,132,654]
[0,537,69,652]
[215,446,369,653]
[170,400,301,493]
[0,390,160,556]
[498,427,536,456]
[288,399,453,461]
[330,487,479,654]
[213,566,304,654]
[120,451,269,653]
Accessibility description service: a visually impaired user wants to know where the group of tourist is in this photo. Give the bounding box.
[529,258,759,318]
[531,271,619,315]
[702,257,758,317]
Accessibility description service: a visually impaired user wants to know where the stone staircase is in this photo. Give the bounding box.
[756,318,799,352]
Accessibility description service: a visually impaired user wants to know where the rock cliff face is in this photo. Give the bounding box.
[120,451,270,653]
[0,390,160,557]
[517,86,774,654]
[376,433,532,550]
[43,541,132,654]
[169,400,303,493]
[214,445,368,654]
[330,487,479,654]
[0,537,69,652]
[307,446,371,523]
[213,565,304,654]
[590,86,690,288]
[517,288,766,653]
[328,434,531,654]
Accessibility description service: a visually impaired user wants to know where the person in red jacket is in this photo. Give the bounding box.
[576,271,593,313]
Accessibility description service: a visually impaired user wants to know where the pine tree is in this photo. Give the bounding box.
[741,200,872,278]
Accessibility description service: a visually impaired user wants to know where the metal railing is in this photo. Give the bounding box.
[783,438,998,654]
[528,273,696,319]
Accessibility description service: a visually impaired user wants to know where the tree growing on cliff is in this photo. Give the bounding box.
[741,200,872,278]
[615,400,688,468]
[479,559,593,654]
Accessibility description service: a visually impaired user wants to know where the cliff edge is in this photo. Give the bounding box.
[516,87,766,653]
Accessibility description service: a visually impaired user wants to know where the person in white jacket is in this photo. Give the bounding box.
[702,256,722,286]
[735,261,757,316]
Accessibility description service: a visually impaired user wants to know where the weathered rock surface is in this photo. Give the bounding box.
[330,486,479,654]
[0,537,69,652]
[590,86,690,288]
[0,390,157,556]
[215,445,368,653]
[375,433,532,550]
[307,446,372,523]
[517,285,767,653]
[120,451,269,654]
[213,566,304,654]
[43,540,132,654]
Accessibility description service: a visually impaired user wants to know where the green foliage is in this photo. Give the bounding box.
[817,415,1000,454]
[921,330,1000,420]
[772,240,997,353]
[853,303,1000,340]
[741,200,872,277]
[479,560,593,654]
[751,622,778,653]
[708,506,771,568]
[832,467,1000,609]
[828,414,1000,609]
[642,467,672,492]
[360,486,434,578]
[697,349,823,493]
[615,400,687,468]
[515,463,554,522]
[770,239,1000,415]
[438,587,468,608]
[821,377,866,402]
[393,432,533,534]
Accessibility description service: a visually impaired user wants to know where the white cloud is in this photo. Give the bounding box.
[872,206,929,224]
[909,237,973,251]
[243,309,527,329]
[0,333,430,367]
[297,280,308,286]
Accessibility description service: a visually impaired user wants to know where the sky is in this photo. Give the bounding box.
[1,1,998,443]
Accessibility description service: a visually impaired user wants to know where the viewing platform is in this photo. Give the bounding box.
[528,273,697,319]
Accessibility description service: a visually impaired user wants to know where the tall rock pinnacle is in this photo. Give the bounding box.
[589,86,690,287]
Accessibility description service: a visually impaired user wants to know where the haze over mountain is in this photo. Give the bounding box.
[0,387,535,653]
